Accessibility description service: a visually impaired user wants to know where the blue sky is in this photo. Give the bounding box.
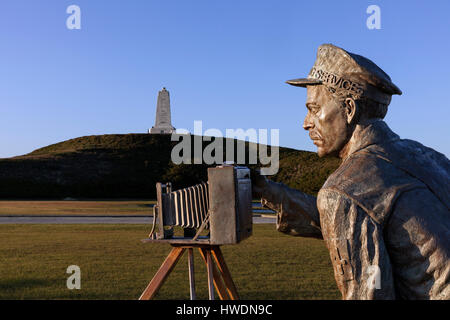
[1,0,449,158]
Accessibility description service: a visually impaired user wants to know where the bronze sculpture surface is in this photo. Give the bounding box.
[253,44,450,299]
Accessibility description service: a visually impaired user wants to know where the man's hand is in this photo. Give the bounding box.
[250,168,268,199]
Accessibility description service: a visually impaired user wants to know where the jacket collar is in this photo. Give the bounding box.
[343,120,400,161]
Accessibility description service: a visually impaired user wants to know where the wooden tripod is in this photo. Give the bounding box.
[139,243,239,300]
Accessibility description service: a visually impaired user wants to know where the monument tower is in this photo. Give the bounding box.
[149,87,175,134]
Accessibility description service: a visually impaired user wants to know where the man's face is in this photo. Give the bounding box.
[303,85,351,157]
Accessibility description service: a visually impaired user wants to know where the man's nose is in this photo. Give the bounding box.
[302,113,313,131]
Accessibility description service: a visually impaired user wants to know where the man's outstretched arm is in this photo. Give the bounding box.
[252,170,322,239]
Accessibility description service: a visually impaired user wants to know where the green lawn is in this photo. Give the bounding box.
[0,200,271,216]
[0,224,340,300]
[0,201,155,216]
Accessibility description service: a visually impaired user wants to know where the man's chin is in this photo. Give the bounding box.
[313,141,327,157]
[317,148,327,157]
[316,146,337,158]
[317,147,328,158]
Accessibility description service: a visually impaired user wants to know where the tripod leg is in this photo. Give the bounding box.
[187,248,196,300]
[211,246,240,300]
[205,249,215,300]
[139,247,185,300]
[198,248,229,300]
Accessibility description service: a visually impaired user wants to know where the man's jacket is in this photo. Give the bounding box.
[261,120,449,299]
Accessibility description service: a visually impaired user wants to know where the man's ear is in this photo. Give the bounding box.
[344,98,359,124]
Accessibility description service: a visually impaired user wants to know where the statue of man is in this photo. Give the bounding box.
[253,44,449,300]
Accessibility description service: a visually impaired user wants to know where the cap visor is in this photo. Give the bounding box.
[285,78,322,87]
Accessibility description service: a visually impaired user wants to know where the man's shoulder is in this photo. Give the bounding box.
[365,137,450,209]
[319,135,450,223]
[319,146,425,224]
[322,148,419,194]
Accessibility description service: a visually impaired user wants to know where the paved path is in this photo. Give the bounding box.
[0,215,276,224]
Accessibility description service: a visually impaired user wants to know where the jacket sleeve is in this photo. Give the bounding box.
[317,188,396,300]
[260,180,322,239]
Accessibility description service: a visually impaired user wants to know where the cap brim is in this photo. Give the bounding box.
[285,78,322,87]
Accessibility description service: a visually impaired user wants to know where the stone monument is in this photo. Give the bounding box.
[149,87,175,134]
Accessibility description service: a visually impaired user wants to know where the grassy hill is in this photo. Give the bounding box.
[0,134,340,199]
